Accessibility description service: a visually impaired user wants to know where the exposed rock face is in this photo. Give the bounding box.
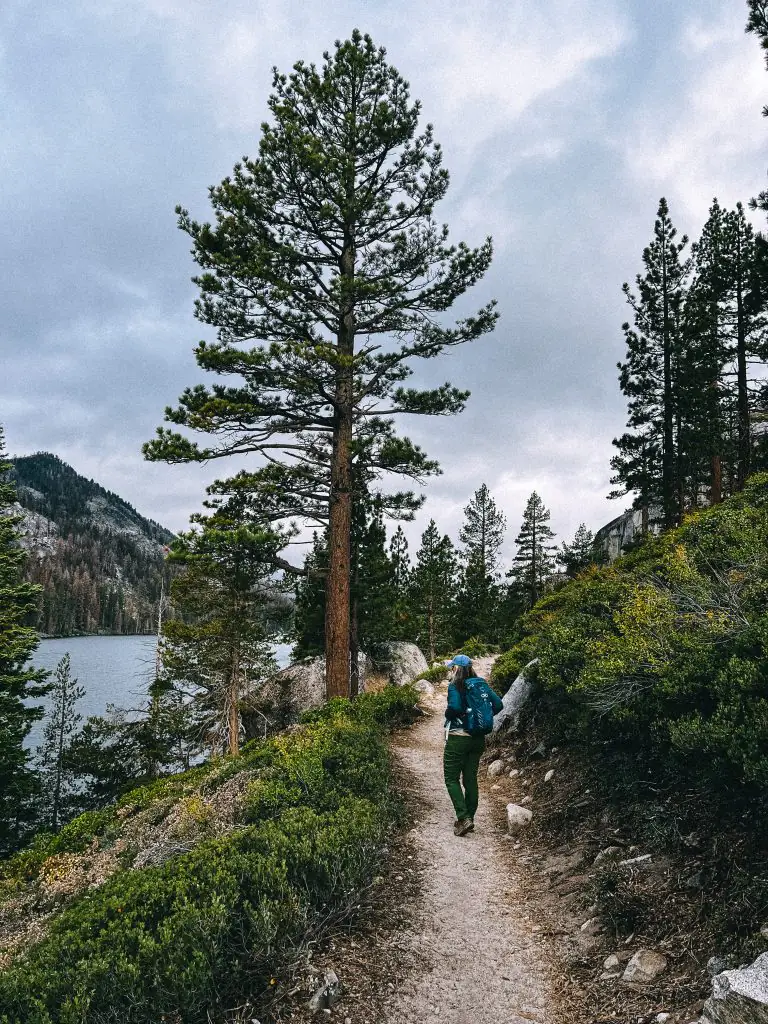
[242,642,427,737]
[374,642,428,687]
[699,953,768,1023]
[241,653,369,736]
[493,659,539,733]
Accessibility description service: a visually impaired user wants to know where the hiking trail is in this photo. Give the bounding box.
[382,656,557,1024]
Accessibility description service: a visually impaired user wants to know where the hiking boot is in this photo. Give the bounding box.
[466,818,475,833]
[454,817,473,836]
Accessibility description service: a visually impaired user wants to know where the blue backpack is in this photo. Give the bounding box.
[463,677,496,736]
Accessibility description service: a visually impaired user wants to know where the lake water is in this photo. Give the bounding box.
[26,635,294,750]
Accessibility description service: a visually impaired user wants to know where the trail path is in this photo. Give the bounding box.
[383,656,557,1024]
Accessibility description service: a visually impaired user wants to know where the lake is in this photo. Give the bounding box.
[26,635,294,750]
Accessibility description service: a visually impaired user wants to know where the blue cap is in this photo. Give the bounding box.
[450,654,472,667]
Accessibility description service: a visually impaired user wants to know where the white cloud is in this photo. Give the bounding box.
[621,6,767,226]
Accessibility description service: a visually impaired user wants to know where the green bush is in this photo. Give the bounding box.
[299,683,420,729]
[0,689,414,1024]
[457,636,491,659]
[511,475,768,785]
[415,664,449,684]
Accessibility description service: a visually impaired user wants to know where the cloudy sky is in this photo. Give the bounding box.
[2,0,767,564]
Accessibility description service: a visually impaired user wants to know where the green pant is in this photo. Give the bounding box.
[443,733,486,820]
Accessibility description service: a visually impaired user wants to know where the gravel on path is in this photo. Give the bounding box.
[382,656,557,1024]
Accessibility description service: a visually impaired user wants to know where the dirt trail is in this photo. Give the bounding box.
[383,657,557,1024]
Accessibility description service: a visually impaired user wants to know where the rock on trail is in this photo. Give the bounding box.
[385,656,555,1023]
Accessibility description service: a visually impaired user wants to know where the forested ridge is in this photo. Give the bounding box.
[9,453,174,636]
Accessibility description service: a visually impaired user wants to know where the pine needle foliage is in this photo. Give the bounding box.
[144,30,497,697]
[0,427,49,853]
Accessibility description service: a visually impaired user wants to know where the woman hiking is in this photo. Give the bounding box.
[443,654,503,837]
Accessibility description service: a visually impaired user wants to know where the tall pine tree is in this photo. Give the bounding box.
[611,198,691,528]
[144,31,497,698]
[557,523,601,579]
[408,520,457,662]
[35,653,85,833]
[160,514,287,756]
[0,427,49,852]
[508,492,556,610]
[455,484,506,642]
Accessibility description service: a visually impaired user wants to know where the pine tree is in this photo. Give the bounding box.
[144,31,497,699]
[455,484,506,642]
[160,515,287,756]
[409,520,457,662]
[293,532,329,660]
[0,427,49,852]
[748,1,768,213]
[508,492,557,610]
[557,523,601,578]
[611,199,691,528]
[35,653,85,832]
[388,525,412,640]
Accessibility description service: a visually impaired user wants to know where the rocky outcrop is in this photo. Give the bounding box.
[493,659,539,733]
[373,642,428,687]
[699,953,768,1023]
[242,642,428,738]
[241,653,369,736]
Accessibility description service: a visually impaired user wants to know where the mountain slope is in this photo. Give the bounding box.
[10,453,174,636]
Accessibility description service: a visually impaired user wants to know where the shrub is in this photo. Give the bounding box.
[511,475,768,785]
[0,688,414,1024]
[415,665,449,684]
[458,636,491,659]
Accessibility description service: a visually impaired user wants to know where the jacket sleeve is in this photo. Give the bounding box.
[445,682,465,721]
[486,683,504,716]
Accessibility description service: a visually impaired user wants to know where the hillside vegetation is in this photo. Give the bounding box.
[494,473,768,789]
[10,453,174,636]
[0,686,418,1024]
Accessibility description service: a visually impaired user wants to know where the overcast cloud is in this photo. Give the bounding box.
[1,0,766,564]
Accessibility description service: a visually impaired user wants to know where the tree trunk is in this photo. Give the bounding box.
[735,233,751,489]
[350,584,360,697]
[662,250,677,528]
[325,210,356,697]
[227,646,240,756]
[711,453,722,505]
[427,599,435,665]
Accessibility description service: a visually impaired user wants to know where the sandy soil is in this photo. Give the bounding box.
[380,657,558,1024]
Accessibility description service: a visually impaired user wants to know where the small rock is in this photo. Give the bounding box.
[509,768,520,778]
[604,954,622,972]
[761,923,768,940]
[521,795,533,806]
[685,871,704,891]
[487,759,506,778]
[622,949,668,985]
[308,970,342,1013]
[707,955,730,977]
[544,769,555,782]
[506,803,533,834]
[531,742,547,758]
[580,917,603,935]
[594,846,622,866]
[655,1014,671,1023]
[619,854,653,870]
[490,783,501,791]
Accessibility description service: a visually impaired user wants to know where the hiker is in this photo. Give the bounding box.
[443,654,503,837]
